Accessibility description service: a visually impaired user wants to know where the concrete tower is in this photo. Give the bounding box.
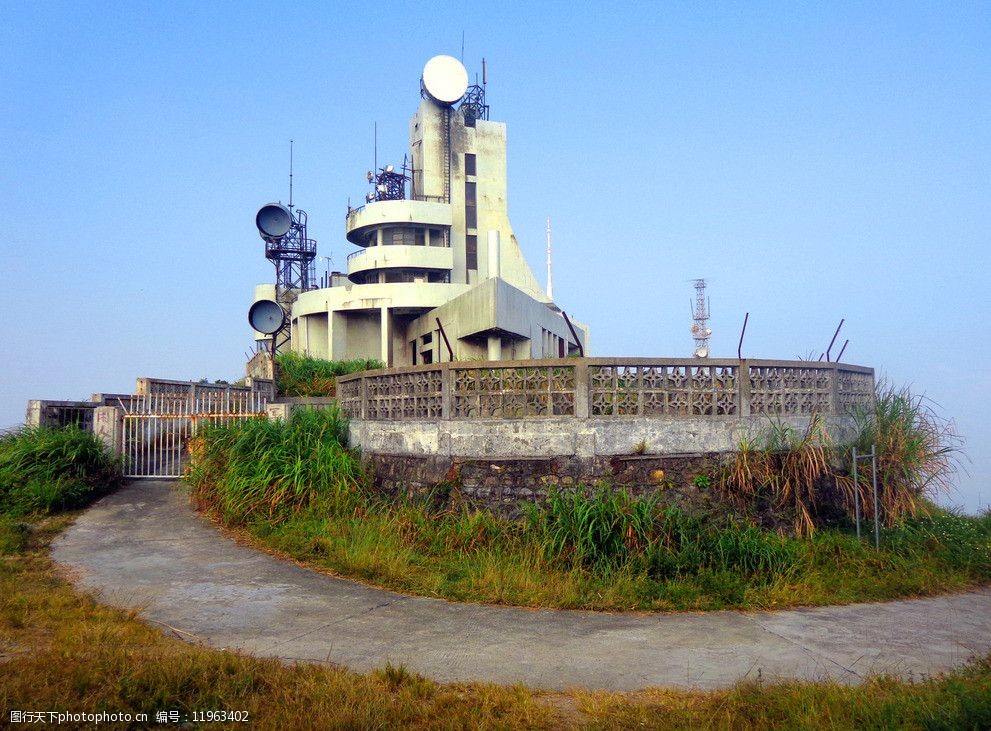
[252,56,589,366]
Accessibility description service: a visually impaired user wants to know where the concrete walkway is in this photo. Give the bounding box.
[51,481,991,692]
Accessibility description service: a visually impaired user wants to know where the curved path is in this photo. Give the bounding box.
[52,481,991,692]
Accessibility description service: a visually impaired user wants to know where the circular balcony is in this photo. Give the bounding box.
[345,199,452,245]
[347,245,454,282]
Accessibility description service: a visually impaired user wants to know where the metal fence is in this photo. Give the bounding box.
[337,358,875,421]
[120,388,269,478]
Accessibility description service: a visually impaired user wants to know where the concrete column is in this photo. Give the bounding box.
[829,364,840,415]
[487,334,501,360]
[487,230,501,280]
[359,375,368,420]
[93,406,123,455]
[265,403,291,421]
[574,362,589,419]
[25,400,43,427]
[380,306,390,365]
[440,365,452,420]
[738,361,751,417]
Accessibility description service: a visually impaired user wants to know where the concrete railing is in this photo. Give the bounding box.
[336,358,875,422]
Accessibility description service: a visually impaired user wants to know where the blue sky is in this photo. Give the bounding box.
[2,2,988,512]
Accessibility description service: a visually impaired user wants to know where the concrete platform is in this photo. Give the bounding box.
[51,480,991,691]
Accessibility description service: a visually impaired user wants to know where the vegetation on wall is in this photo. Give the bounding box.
[274,352,382,397]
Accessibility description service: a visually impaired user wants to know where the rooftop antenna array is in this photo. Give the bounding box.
[690,278,712,358]
[459,57,489,127]
[248,145,318,353]
[365,158,410,204]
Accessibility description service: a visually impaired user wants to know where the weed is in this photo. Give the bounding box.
[692,474,711,490]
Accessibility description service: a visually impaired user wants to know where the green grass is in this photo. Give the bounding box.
[0,426,122,515]
[275,352,382,397]
[1,509,990,729]
[187,411,991,612]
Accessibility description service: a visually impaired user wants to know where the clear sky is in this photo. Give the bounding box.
[2,2,988,512]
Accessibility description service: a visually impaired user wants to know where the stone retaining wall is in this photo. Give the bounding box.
[367,452,730,518]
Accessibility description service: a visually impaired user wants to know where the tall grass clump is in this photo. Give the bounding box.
[843,380,962,524]
[275,352,383,397]
[523,486,658,569]
[722,414,835,536]
[647,509,800,581]
[186,406,364,525]
[0,426,122,515]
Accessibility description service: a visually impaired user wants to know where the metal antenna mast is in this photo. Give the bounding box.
[690,278,712,358]
[288,139,294,209]
[546,217,553,300]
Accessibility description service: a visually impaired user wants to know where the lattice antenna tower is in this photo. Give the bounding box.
[690,278,712,358]
[252,148,318,352]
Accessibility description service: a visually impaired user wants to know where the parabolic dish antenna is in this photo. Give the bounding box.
[256,203,293,242]
[248,299,286,335]
[421,55,469,105]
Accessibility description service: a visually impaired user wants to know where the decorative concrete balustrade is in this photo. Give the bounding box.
[336,358,875,423]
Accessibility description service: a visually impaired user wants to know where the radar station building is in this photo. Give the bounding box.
[251,55,589,366]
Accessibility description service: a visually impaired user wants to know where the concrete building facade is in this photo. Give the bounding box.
[251,56,589,366]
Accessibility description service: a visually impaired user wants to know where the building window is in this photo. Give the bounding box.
[428,228,448,247]
[465,182,477,229]
[465,153,476,176]
[466,234,477,270]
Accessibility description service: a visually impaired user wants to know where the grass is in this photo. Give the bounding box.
[1,509,990,729]
[186,409,991,612]
[0,426,122,516]
[275,353,382,397]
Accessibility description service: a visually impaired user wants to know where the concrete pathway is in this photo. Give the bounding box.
[51,481,991,692]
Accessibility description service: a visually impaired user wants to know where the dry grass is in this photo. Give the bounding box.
[722,415,838,536]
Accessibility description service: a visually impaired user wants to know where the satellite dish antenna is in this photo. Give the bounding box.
[256,203,293,242]
[248,299,286,335]
[694,346,709,359]
[421,55,469,105]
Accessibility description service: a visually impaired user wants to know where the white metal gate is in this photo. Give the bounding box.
[120,389,268,478]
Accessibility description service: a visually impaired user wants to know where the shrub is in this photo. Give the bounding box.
[275,353,382,397]
[0,427,122,515]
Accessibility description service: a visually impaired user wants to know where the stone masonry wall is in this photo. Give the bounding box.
[366,452,728,518]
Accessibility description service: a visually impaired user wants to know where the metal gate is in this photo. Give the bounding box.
[120,389,268,478]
